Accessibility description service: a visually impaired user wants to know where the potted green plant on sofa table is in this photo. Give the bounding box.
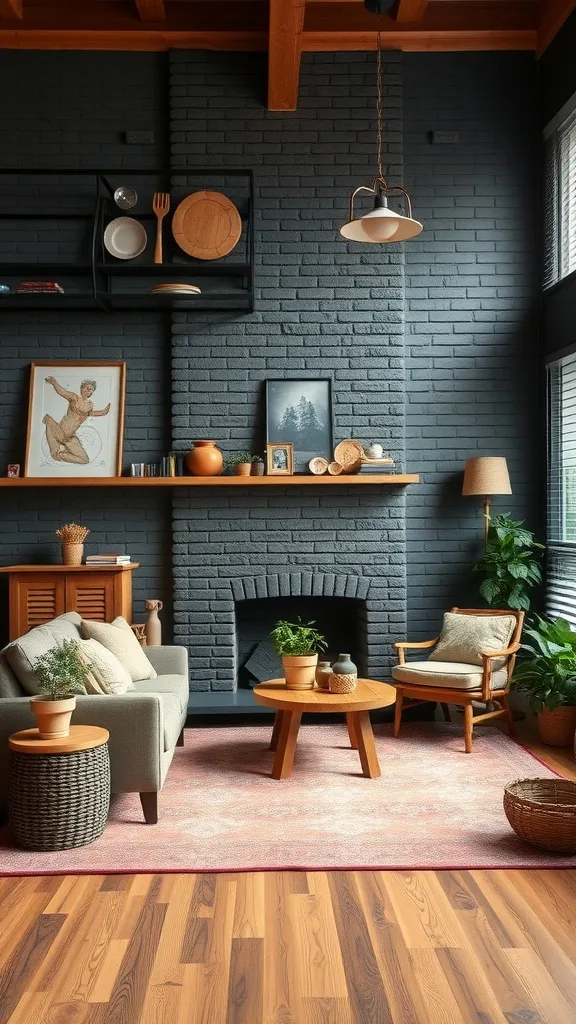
[270,619,327,690]
[32,640,92,739]
[512,616,576,746]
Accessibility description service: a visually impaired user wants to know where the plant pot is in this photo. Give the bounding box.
[185,440,223,477]
[234,463,252,476]
[30,696,77,739]
[251,462,265,476]
[282,653,318,690]
[61,543,83,566]
[538,706,576,747]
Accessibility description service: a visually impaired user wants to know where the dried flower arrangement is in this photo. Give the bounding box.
[56,522,90,544]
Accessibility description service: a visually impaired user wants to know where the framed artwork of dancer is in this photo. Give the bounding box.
[24,362,126,478]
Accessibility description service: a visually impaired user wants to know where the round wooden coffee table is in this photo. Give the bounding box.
[252,679,396,780]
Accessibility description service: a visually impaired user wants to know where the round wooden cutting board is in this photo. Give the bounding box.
[172,190,242,260]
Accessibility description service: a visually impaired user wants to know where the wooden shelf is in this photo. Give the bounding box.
[0,563,139,573]
[0,475,419,487]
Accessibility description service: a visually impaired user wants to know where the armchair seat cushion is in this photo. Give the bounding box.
[392,660,508,691]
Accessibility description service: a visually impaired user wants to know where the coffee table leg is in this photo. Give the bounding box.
[272,711,302,780]
[346,713,358,749]
[270,711,285,751]
[354,711,381,779]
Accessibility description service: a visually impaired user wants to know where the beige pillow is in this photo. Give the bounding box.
[76,638,134,694]
[80,616,157,681]
[429,612,516,669]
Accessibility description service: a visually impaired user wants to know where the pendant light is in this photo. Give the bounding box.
[339,3,422,244]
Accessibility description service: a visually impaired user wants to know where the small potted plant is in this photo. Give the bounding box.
[229,451,254,477]
[270,618,327,690]
[251,455,265,477]
[512,616,576,747]
[31,640,91,739]
[56,522,90,566]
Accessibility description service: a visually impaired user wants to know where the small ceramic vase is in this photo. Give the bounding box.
[145,599,163,646]
[185,440,223,477]
[251,462,265,476]
[316,661,332,690]
[365,443,384,459]
[329,653,358,694]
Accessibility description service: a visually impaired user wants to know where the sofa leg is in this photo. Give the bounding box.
[140,792,158,824]
[177,728,185,747]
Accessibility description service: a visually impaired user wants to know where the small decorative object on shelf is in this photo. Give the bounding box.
[114,185,138,210]
[56,521,90,566]
[152,191,170,265]
[145,599,163,646]
[30,639,92,738]
[365,442,384,459]
[316,661,332,690]
[266,442,294,476]
[7,464,20,478]
[270,618,328,691]
[329,653,358,694]
[334,440,364,474]
[86,553,130,566]
[328,462,343,476]
[308,457,329,475]
[251,455,265,476]
[186,440,224,477]
[227,451,256,477]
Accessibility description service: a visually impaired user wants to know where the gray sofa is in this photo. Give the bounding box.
[0,627,189,824]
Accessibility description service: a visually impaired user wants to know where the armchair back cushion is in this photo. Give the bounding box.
[429,612,516,670]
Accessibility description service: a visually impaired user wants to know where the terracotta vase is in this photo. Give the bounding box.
[145,599,163,646]
[185,440,223,477]
[30,695,76,739]
[234,463,252,476]
[282,653,318,690]
[538,706,576,747]
[61,543,83,566]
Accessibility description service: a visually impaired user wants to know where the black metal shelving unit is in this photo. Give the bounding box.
[0,168,255,313]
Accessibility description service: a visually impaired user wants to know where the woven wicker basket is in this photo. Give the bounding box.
[504,778,576,853]
[329,673,357,694]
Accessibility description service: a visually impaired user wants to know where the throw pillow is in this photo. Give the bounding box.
[76,638,135,694]
[80,616,157,681]
[1,613,84,694]
[429,612,516,669]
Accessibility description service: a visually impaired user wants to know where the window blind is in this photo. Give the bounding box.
[543,109,576,289]
[547,354,576,623]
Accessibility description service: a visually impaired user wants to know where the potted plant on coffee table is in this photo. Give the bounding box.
[512,616,576,747]
[31,640,91,739]
[270,618,327,690]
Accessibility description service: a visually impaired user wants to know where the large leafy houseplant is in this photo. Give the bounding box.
[512,616,576,746]
[471,513,544,611]
[270,619,327,691]
[31,639,91,739]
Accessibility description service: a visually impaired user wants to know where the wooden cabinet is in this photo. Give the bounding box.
[0,565,139,641]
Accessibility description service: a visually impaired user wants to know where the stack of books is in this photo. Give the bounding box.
[86,554,131,566]
[15,281,64,294]
[359,458,396,474]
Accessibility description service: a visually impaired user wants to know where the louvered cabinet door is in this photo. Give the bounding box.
[12,575,67,638]
[65,574,115,623]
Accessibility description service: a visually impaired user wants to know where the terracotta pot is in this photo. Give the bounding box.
[61,543,83,566]
[234,463,252,476]
[251,462,265,476]
[185,440,223,477]
[538,706,576,747]
[30,695,76,739]
[282,653,318,690]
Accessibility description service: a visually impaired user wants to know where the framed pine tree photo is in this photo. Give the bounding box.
[265,379,334,473]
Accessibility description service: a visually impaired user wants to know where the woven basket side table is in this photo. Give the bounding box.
[8,725,110,851]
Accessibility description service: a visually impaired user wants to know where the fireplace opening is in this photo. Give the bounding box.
[235,596,366,688]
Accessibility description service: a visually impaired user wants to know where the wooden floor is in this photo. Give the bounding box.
[0,718,575,1024]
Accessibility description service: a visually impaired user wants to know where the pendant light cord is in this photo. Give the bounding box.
[376,15,384,183]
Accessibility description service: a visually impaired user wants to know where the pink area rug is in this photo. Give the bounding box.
[1,722,574,875]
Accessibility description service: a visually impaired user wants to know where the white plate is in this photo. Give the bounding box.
[104,217,147,260]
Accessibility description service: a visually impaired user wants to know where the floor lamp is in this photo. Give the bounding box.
[462,457,512,548]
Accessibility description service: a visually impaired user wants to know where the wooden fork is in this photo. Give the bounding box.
[152,192,170,264]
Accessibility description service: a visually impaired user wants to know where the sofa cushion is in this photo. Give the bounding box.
[3,623,78,696]
[0,655,25,697]
[429,612,516,669]
[392,660,508,691]
[76,639,134,694]
[133,675,189,715]
[80,616,157,681]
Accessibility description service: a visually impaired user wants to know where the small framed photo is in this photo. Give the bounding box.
[266,442,294,476]
[7,464,20,478]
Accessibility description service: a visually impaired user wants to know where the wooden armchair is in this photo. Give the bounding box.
[391,608,524,753]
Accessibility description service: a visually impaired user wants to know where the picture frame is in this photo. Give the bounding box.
[24,362,126,478]
[265,379,334,473]
[266,442,294,476]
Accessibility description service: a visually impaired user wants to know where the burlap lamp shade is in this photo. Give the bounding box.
[462,457,512,545]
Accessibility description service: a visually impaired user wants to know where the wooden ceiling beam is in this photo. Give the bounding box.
[0,0,22,19]
[268,0,306,111]
[396,0,429,24]
[537,0,576,54]
[135,0,165,22]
